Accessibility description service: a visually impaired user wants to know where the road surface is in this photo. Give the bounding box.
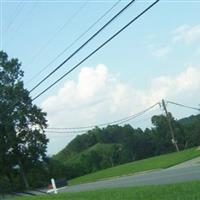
[7,159,200,198]
[58,165,200,193]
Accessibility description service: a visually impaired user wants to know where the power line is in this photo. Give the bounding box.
[117,105,157,125]
[45,130,87,134]
[5,1,38,46]
[14,2,37,32]
[26,0,89,68]
[5,1,25,32]
[46,102,159,131]
[167,100,200,112]
[29,0,137,93]
[32,0,160,100]
[25,0,122,85]
[46,115,153,135]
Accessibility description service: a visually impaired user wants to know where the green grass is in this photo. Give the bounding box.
[70,147,200,185]
[14,181,200,200]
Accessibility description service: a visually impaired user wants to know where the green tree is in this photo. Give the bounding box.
[0,51,49,191]
[180,114,200,148]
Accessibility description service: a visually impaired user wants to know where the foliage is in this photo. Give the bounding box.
[0,51,49,192]
[179,114,200,148]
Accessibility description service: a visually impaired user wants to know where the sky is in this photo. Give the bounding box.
[1,0,200,155]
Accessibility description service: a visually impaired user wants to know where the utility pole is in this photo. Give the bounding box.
[162,99,179,152]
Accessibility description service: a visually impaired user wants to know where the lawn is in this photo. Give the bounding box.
[14,181,200,200]
[70,147,200,185]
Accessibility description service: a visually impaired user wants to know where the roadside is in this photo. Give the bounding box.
[13,181,200,200]
[57,165,200,193]
[69,147,200,185]
[167,156,200,170]
[4,148,200,199]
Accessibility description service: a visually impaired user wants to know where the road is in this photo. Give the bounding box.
[58,165,200,193]
[7,159,200,198]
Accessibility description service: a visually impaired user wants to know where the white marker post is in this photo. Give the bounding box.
[51,178,58,194]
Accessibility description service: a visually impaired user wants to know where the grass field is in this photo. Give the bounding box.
[14,181,200,200]
[69,147,200,185]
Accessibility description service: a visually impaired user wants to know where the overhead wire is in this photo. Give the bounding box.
[167,100,200,111]
[5,0,25,32]
[117,103,159,125]
[26,0,89,67]
[29,0,137,93]
[5,1,38,46]
[45,102,159,132]
[25,0,122,85]
[32,0,160,101]
[45,130,87,134]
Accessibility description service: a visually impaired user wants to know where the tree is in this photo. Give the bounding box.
[0,51,49,191]
[180,114,200,148]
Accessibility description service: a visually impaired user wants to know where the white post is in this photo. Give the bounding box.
[51,178,58,194]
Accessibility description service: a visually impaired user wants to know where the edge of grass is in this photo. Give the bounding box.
[69,147,200,185]
[13,180,200,200]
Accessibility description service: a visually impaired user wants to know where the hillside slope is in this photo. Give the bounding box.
[51,114,200,181]
[69,147,200,185]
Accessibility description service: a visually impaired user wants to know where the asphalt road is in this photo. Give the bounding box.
[7,159,200,198]
[58,165,200,193]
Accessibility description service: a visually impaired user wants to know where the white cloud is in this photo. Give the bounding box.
[150,67,200,100]
[147,43,171,58]
[42,64,141,129]
[42,64,200,154]
[196,47,200,56]
[172,24,200,44]
[152,46,171,58]
[146,24,200,58]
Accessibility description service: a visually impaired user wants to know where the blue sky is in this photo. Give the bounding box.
[1,0,200,154]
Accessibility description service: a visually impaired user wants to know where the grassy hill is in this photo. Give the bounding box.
[54,114,200,163]
[65,143,123,175]
[65,143,122,165]
[51,114,200,182]
[69,147,200,185]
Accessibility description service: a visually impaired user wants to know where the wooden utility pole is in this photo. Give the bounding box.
[162,99,179,152]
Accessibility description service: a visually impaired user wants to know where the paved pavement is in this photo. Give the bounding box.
[58,165,200,193]
[168,156,200,169]
[5,158,200,198]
